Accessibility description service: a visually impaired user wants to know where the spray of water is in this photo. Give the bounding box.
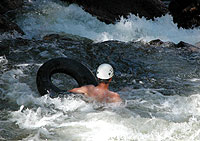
[8,88,200,140]
[16,0,200,44]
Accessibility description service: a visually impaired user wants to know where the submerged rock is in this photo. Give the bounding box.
[169,0,200,29]
[62,0,168,24]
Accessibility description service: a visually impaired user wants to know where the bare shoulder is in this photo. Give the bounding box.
[82,85,95,91]
[68,85,94,94]
[81,85,96,93]
[109,91,120,97]
[86,85,95,88]
[80,85,95,91]
[106,91,121,103]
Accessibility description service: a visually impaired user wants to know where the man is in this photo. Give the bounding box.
[68,63,122,103]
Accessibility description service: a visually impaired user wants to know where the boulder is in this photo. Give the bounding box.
[0,0,23,15]
[169,0,200,29]
[0,15,24,34]
[161,0,172,7]
[176,41,200,52]
[0,0,24,34]
[62,0,168,24]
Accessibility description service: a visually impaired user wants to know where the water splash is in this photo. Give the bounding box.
[7,85,200,140]
[16,0,200,44]
[1,64,200,140]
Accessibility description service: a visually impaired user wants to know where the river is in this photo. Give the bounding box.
[1,0,200,140]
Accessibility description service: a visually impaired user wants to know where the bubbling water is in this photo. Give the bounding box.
[8,88,200,141]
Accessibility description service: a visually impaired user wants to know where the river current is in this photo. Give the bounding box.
[1,0,200,140]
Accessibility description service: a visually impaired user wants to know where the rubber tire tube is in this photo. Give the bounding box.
[36,57,98,97]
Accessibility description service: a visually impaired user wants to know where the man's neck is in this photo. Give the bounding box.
[97,82,109,89]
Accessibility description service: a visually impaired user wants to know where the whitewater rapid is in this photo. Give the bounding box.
[16,0,200,44]
[1,0,200,140]
[3,65,200,140]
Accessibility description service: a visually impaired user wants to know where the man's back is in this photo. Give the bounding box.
[68,63,122,103]
[85,85,121,103]
[69,85,122,103]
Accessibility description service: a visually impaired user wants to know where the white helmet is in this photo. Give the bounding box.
[96,63,114,79]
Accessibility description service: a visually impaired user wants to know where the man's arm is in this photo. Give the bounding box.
[68,86,89,95]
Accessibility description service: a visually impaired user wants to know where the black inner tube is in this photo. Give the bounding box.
[36,57,98,97]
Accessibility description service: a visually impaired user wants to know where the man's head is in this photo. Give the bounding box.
[96,63,114,83]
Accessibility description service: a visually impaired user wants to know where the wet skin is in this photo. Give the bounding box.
[68,78,122,103]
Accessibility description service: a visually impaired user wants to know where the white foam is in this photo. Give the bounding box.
[0,56,8,66]
[8,87,200,140]
[16,0,200,44]
[1,66,200,140]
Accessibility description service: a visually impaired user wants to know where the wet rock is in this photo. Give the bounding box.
[169,0,200,29]
[0,40,9,56]
[149,39,164,46]
[43,34,61,41]
[161,0,172,7]
[43,34,93,44]
[176,41,200,52]
[0,0,23,15]
[148,39,176,48]
[0,0,24,35]
[149,39,200,53]
[0,15,24,35]
[195,42,200,47]
[62,0,168,24]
